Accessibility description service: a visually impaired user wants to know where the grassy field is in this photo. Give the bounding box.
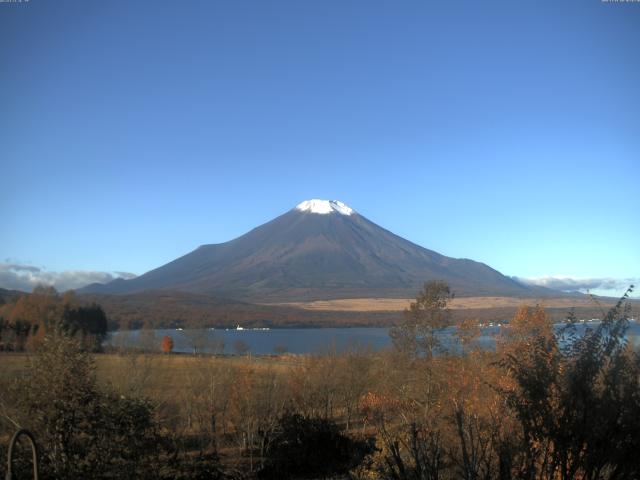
[267,295,627,311]
[0,352,301,399]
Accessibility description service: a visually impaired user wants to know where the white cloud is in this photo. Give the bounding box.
[514,275,638,297]
[0,263,137,292]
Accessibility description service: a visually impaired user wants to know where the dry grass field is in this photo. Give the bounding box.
[0,352,302,400]
[268,295,623,312]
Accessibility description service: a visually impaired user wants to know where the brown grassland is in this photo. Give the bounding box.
[0,352,303,401]
[267,295,623,311]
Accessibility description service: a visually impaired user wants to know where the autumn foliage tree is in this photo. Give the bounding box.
[161,335,174,354]
[498,286,640,479]
[0,287,107,352]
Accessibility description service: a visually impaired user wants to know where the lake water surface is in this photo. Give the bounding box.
[105,321,640,355]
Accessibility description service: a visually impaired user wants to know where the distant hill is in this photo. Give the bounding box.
[0,287,25,304]
[79,290,402,330]
[81,290,638,331]
[80,199,555,301]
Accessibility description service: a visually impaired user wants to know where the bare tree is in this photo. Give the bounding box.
[184,329,207,355]
[233,339,250,356]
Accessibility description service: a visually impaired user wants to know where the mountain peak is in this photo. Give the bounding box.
[295,199,354,216]
[80,199,537,300]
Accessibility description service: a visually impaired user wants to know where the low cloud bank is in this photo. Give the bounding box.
[514,275,638,296]
[0,263,137,292]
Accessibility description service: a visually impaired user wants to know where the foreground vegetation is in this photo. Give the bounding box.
[0,283,638,479]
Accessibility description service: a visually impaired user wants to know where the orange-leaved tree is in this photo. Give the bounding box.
[161,335,174,354]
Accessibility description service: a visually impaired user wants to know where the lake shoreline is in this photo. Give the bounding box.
[105,320,640,356]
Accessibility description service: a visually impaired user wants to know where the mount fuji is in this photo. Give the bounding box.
[80,199,543,301]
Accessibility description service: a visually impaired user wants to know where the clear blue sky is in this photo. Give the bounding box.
[1,0,639,295]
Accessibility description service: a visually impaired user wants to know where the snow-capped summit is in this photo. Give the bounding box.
[295,199,354,216]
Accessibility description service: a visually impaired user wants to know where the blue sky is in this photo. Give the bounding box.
[1,0,639,296]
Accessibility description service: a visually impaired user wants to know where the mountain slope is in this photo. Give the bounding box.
[80,200,543,300]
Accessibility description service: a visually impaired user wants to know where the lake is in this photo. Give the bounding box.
[105,320,640,355]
